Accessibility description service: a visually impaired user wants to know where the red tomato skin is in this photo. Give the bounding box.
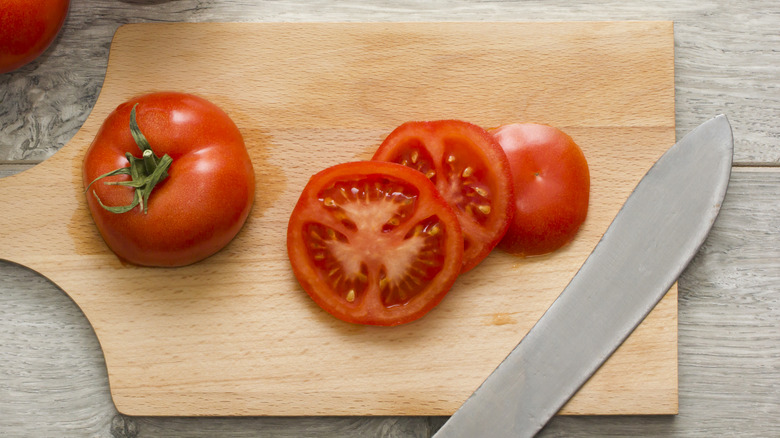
[0,0,70,74]
[372,120,514,273]
[287,161,463,326]
[82,92,255,267]
[491,123,589,257]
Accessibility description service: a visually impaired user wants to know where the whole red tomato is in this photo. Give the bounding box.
[491,123,589,256]
[82,92,255,267]
[0,0,70,74]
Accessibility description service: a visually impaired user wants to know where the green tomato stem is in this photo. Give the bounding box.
[142,149,156,175]
[85,103,172,214]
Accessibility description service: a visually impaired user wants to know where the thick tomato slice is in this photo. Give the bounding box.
[287,161,463,326]
[491,123,590,256]
[372,120,513,272]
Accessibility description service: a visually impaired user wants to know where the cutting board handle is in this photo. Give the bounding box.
[0,125,108,271]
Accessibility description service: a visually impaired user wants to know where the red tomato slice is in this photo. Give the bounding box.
[372,120,513,272]
[287,161,463,326]
[491,123,590,256]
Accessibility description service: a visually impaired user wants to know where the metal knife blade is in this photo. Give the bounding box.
[433,115,734,438]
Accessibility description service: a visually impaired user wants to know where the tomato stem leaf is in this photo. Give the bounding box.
[130,104,153,153]
[85,103,172,214]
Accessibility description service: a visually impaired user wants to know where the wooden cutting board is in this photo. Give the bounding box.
[0,22,676,416]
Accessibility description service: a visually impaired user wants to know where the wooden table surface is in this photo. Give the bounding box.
[1,1,778,437]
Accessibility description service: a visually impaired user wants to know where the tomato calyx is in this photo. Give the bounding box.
[85,104,173,214]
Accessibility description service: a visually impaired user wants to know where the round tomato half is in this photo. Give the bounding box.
[372,120,513,273]
[287,161,463,326]
[491,123,590,256]
[82,92,255,267]
[0,0,70,74]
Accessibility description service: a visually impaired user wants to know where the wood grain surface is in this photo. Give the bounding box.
[0,21,677,416]
[1,1,778,437]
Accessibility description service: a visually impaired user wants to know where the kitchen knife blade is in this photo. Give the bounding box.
[433,115,733,438]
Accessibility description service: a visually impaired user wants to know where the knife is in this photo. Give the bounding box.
[433,115,734,438]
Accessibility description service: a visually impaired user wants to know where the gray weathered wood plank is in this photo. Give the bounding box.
[0,163,36,178]
[0,1,778,164]
[2,169,778,437]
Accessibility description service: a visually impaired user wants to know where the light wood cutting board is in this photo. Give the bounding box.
[0,21,677,416]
